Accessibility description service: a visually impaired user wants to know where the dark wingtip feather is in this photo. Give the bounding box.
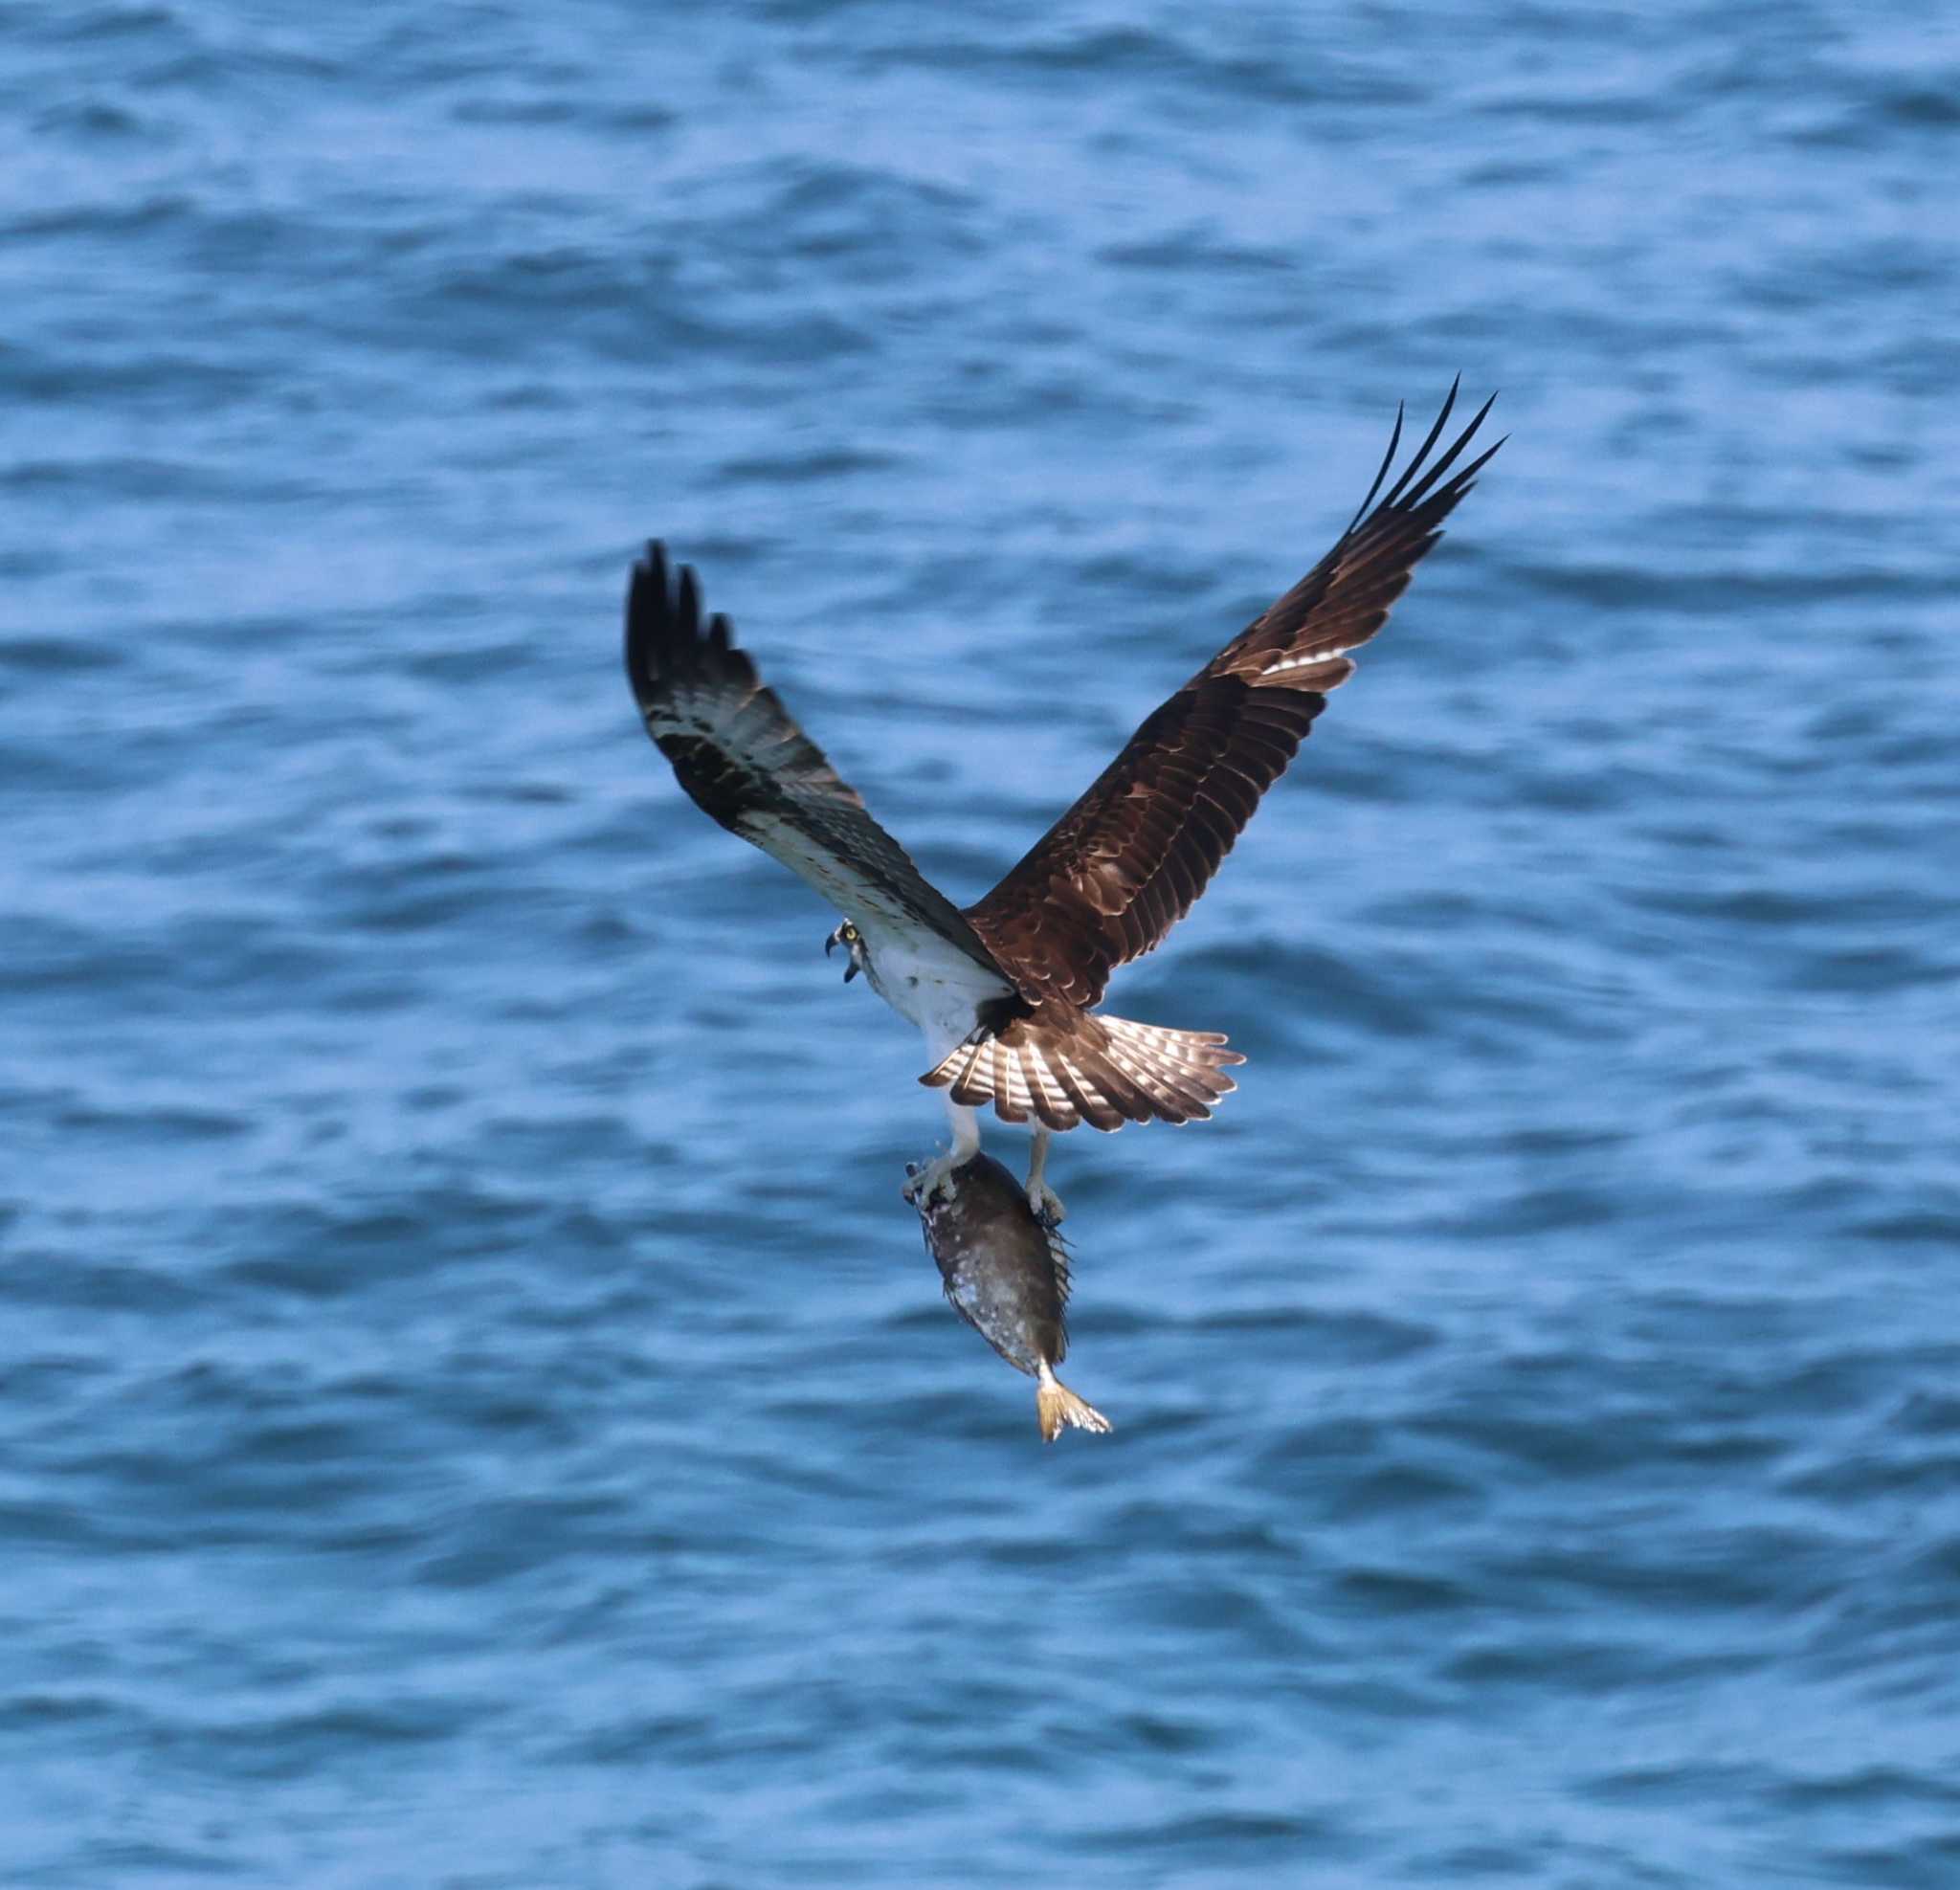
[1344,399,1406,538]
[623,543,664,706]
[1347,383,1502,539]
[1461,432,1508,484]
[1437,388,1496,470]
[1378,378,1462,514]
[625,540,712,709]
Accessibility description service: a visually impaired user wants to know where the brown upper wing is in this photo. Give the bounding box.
[965,382,1502,1011]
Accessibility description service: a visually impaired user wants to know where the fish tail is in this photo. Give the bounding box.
[1036,1361,1113,1443]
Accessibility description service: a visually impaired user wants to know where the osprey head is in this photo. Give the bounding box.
[825,920,866,984]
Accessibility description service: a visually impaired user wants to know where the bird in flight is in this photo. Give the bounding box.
[624,382,1500,1224]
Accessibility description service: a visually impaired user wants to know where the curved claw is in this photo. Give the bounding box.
[903,1155,958,1209]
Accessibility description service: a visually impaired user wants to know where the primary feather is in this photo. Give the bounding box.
[624,543,1000,967]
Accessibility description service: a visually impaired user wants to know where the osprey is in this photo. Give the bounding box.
[625,383,1501,1223]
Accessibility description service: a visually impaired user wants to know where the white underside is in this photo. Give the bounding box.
[853,920,1035,1201]
[855,922,1014,1067]
[723,806,1047,1196]
[737,809,1015,1063]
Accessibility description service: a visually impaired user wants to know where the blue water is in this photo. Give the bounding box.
[5,3,1958,1883]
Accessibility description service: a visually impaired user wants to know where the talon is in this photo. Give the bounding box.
[1028,1182,1066,1229]
[904,1152,959,1208]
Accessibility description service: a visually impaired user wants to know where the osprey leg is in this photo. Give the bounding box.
[902,1097,982,1209]
[1025,1127,1066,1229]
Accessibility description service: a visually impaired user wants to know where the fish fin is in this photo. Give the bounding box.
[1036,1362,1112,1443]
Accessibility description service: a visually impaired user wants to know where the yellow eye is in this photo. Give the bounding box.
[841,923,859,943]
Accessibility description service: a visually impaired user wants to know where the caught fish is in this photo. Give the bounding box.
[907,1150,1113,1442]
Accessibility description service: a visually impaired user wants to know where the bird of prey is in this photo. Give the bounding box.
[624,383,1500,1224]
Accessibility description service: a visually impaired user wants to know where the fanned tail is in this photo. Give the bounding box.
[922,1012,1241,1132]
[1036,1362,1113,1442]
[1096,1016,1241,1124]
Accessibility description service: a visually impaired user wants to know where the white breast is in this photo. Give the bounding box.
[858,923,1013,1064]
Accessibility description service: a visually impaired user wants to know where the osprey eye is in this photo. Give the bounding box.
[842,923,858,943]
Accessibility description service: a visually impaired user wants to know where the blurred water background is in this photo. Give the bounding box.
[4,2,1958,1884]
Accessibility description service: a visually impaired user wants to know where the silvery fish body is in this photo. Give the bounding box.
[907,1150,1112,1442]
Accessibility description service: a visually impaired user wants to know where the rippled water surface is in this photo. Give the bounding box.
[5,3,1958,1884]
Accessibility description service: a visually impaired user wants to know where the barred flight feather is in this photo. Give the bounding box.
[623,541,1010,983]
[923,1012,1239,1132]
[1099,1040,1224,1121]
[1044,1047,1119,1133]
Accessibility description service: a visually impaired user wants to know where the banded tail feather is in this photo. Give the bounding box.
[1100,1015,1243,1120]
[922,1012,1241,1133]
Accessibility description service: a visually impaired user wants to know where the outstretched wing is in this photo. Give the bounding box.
[965,382,1503,1011]
[625,543,1001,967]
